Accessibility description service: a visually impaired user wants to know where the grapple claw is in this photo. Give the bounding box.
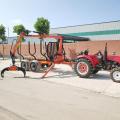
[1,66,26,78]
[1,67,9,78]
[17,67,26,77]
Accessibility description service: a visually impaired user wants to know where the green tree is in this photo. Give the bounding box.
[0,24,6,60]
[34,17,50,35]
[25,29,30,35]
[0,24,6,41]
[13,24,26,35]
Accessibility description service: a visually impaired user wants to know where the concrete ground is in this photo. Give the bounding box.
[1,59,120,98]
[0,59,120,120]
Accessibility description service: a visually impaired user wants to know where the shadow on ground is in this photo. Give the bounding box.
[88,73,110,81]
[46,69,110,81]
[0,68,110,81]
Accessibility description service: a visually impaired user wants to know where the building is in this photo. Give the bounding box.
[50,20,120,41]
[7,20,120,43]
[50,20,120,56]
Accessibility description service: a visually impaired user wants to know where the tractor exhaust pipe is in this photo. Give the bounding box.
[104,43,107,61]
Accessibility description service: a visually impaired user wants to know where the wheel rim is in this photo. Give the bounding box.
[30,62,37,71]
[77,62,89,75]
[113,71,120,81]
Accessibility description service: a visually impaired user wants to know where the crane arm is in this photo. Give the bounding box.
[11,32,25,57]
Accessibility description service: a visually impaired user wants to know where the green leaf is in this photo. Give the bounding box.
[34,17,50,35]
[13,24,25,35]
[0,24,6,41]
[22,37,25,42]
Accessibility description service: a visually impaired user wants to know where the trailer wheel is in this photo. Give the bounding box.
[74,59,92,78]
[110,67,120,83]
[30,61,41,72]
[21,61,29,71]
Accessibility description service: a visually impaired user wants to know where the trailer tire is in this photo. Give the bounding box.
[21,61,29,71]
[30,61,41,72]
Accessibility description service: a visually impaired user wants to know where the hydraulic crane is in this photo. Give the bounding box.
[0,32,64,78]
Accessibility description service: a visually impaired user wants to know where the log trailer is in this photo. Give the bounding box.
[1,32,89,78]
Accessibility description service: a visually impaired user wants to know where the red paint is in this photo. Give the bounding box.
[79,63,87,73]
[77,55,99,67]
[107,55,120,64]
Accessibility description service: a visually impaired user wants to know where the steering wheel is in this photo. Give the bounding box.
[95,51,103,59]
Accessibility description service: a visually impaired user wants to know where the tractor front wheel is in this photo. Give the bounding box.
[74,59,92,78]
[110,67,120,83]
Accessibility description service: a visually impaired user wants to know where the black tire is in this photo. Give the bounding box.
[30,61,41,72]
[74,59,93,78]
[21,61,29,71]
[92,69,99,74]
[110,67,120,83]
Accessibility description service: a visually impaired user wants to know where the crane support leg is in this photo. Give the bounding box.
[41,63,55,79]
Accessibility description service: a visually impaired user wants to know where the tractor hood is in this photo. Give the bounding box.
[108,55,120,64]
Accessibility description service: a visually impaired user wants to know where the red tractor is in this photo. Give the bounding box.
[74,43,120,83]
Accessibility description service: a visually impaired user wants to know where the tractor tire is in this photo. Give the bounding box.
[110,67,120,83]
[30,61,41,72]
[21,60,29,71]
[74,59,93,78]
[92,69,99,74]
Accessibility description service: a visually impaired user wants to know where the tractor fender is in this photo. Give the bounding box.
[77,55,99,68]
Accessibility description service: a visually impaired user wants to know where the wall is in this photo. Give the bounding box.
[0,40,120,59]
[63,40,120,59]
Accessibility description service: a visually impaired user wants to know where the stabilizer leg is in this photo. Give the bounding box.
[41,63,55,79]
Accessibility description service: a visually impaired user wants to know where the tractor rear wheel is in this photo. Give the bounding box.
[74,59,93,78]
[110,67,120,83]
